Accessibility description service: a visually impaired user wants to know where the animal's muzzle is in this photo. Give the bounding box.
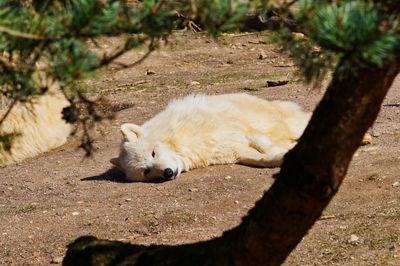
[163,168,177,180]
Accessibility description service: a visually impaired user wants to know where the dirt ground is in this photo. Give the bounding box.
[0,32,399,265]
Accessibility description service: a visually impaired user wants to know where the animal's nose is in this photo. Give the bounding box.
[163,168,174,179]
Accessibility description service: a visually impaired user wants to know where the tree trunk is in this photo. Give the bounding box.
[63,61,400,266]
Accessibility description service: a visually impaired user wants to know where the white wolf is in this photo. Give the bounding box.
[0,81,71,166]
[111,93,311,181]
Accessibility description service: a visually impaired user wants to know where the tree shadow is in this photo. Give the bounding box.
[81,167,167,183]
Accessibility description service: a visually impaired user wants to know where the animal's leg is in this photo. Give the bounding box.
[236,145,286,168]
[249,134,290,156]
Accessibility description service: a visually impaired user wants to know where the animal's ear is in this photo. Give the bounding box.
[120,123,142,142]
[110,157,122,169]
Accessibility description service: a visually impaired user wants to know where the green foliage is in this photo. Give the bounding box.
[193,0,248,37]
[280,28,337,84]
[279,0,400,82]
[16,204,37,213]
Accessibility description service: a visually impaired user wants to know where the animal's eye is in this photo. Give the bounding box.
[144,169,150,175]
[151,150,155,158]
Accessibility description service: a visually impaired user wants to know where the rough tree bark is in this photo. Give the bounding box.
[63,60,400,266]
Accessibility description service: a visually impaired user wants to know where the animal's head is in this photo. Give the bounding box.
[110,123,183,182]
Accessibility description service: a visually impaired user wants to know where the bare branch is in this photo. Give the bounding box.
[112,39,156,71]
[0,25,45,40]
[281,0,299,9]
[0,98,17,128]
[96,36,151,70]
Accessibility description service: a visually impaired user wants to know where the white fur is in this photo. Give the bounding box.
[111,93,311,181]
[0,82,71,166]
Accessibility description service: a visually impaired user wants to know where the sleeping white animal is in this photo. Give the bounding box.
[111,93,311,181]
[0,81,71,166]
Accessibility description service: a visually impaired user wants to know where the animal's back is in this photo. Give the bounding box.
[142,93,310,153]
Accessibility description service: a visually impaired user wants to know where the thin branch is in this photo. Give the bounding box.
[112,41,155,71]
[0,25,45,40]
[89,37,101,48]
[282,0,299,9]
[95,36,151,71]
[175,11,203,33]
[29,40,49,66]
[230,32,259,38]
[0,98,17,128]
[383,103,400,107]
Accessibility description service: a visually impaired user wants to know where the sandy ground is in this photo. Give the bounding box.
[0,32,399,265]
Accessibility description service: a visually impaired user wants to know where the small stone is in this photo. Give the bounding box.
[259,53,267,60]
[372,132,381,137]
[392,182,400,187]
[348,234,360,245]
[188,188,198,192]
[319,215,335,220]
[234,200,239,204]
[190,81,200,86]
[361,133,372,145]
[51,256,63,264]
[146,70,155,75]
[125,198,132,202]
[72,212,80,216]
[266,80,289,87]
[224,175,232,180]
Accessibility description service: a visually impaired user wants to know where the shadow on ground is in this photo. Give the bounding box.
[81,167,130,183]
[81,167,168,183]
